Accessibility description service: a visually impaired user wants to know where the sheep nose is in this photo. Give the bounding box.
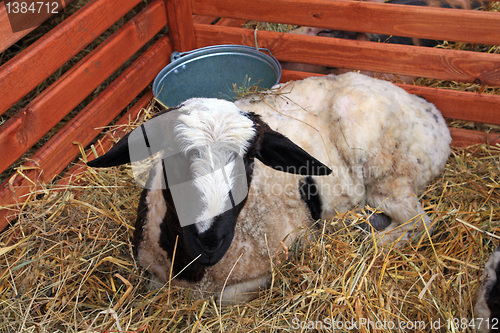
[197,234,224,255]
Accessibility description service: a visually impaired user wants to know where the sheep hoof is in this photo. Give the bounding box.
[374,214,435,247]
[358,212,392,232]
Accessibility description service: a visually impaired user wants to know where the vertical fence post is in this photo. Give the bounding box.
[163,0,196,52]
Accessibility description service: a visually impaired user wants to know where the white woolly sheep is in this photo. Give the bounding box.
[87,72,451,304]
[475,245,500,333]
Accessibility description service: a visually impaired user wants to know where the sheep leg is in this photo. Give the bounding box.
[366,181,433,245]
[378,206,433,245]
[219,275,270,305]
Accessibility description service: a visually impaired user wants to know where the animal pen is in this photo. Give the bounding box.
[0,0,499,331]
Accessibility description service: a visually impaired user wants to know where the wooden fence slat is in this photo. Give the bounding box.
[164,0,196,51]
[449,127,500,148]
[0,36,172,230]
[0,0,76,53]
[0,0,143,116]
[192,0,500,46]
[194,25,500,86]
[216,18,247,27]
[281,69,500,126]
[398,84,500,126]
[0,1,37,53]
[0,0,167,176]
[193,16,247,27]
[193,15,218,24]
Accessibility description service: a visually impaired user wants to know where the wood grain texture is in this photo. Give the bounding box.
[399,84,500,126]
[0,0,167,175]
[0,1,36,52]
[164,0,196,51]
[216,18,247,27]
[0,37,172,231]
[193,16,247,26]
[193,15,218,24]
[192,0,500,45]
[195,25,500,86]
[0,0,142,116]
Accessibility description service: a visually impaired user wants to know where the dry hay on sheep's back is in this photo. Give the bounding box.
[0,142,498,332]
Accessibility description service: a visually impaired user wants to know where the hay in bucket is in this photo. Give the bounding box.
[0,98,498,332]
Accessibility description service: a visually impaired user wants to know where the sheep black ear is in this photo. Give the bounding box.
[87,132,132,167]
[87,120,166,168]
[88,104,179,168]
[88,104,182,168]
[256,130,332,176]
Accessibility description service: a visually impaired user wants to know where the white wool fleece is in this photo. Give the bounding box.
[235,72,451,240]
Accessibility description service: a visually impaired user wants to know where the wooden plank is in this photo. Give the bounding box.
[216,18,247,27]
[280,69,323,81]
[0,0,167,175]
[0,36,172,231]
[56,91,153,188]
[164,0,196,51]
[0,1,37,52]
[194,25,500,86]
[399,84,500,126]
[193,16,247,27]
[0,0,143,116]
[281,69,500,126]
[0,0,77,53]
[449,127,500,148]
[193,15,218,24]
[192,0,500,45]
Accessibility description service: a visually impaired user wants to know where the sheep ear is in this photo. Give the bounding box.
[256,130,332,176]
[87,132,132,167]
[87,120,166,167]
[88,105,179,168]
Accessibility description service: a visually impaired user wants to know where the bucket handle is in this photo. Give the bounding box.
[256,47,276,60]
[170,51,184,62]
[170,46,277,63]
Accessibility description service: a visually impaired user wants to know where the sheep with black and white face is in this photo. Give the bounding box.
[87,72,451,304]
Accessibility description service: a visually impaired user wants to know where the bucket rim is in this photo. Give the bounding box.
[152,44,282,99]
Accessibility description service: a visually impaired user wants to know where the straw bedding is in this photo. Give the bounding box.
[0,104,498,332]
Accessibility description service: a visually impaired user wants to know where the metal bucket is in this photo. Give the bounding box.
[152,45,282,107]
